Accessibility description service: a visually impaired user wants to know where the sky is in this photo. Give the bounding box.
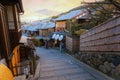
[21,0,84,22]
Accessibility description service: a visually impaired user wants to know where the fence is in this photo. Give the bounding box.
[9,44,36,76]
[11,63,30,76]
[80,16,120,51]
[66,36,79,52]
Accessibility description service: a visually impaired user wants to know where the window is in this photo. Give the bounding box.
[7,6,15,30]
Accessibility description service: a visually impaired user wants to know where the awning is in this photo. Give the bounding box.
[53,31,68,36]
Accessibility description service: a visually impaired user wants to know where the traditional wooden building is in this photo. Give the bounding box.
[6,0,24,49]
[55,9,91,53]
[39,22,55,37]
[55,9,89,32]
[22,21,55,37]
[0,0,25,77]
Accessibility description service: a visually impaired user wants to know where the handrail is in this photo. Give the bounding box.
[11,63,31,76]
[12,63,30,68]
[9,44,36,76]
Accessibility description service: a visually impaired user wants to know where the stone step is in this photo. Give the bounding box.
[14,75,26,80]
[14,75,34,80]
[26,75,34,80]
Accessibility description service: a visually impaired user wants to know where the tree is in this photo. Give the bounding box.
[81,0,120,27]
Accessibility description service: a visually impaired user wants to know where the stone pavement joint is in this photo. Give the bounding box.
[35,47,114,80]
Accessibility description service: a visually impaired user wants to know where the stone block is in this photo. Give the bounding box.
[104,61,112,73]
[114,64,120,79]
[99,65,108,73]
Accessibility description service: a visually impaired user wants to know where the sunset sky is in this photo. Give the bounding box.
[21,0,98,22]
[21,0,84,22]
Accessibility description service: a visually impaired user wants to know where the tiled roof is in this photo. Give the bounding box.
[36,22,55,29]
[21,22,55,31]
[55,9,87,21]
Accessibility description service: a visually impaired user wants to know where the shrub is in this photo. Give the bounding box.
[32,38,43,46]
[74,29,88,35]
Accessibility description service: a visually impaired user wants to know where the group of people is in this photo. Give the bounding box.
[44,38,59,49]
[44,35,65,53]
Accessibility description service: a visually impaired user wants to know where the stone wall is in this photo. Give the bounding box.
[76,16,120,80]
[75,52,120,80]
[66,36,79,53]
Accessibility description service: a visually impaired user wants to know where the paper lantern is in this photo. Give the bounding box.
[0,64,14,80]
[52,34,56,39]
[55,34,59,40]
[59,35,63,41]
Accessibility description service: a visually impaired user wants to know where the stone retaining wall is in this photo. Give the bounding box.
[66,16,120,79]
[76,16,120,80]
[75,52,120,80]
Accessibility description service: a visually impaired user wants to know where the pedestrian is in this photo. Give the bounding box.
[44,40,48,49]
[59,41,62,52]
[58,35,64,52]
[53,39,57,47]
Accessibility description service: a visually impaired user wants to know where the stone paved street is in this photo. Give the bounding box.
[35,47,113,80]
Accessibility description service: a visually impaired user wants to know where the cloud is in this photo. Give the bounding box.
[36,9,60,16]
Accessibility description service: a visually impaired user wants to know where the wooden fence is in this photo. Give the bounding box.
[80,16,120,51]
[66,36,79,52]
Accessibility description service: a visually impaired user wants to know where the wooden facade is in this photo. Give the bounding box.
[55,20,66,32]
[7,3,22,50]
[48,28,55,34]
[0,0,24,76]
[39,28,55,37]
[0,4,11,62]
[55,19,88,33]
[55,10,89,32]
[39,29,48,37]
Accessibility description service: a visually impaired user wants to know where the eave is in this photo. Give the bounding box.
[0,0,24,13]
[0,0,18,5]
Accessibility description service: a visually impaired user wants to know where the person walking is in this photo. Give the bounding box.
[59,35,64,53]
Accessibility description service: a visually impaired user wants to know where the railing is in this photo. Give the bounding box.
[11,52,36,76]
[8,44,36,76]
[11,63,30,76]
